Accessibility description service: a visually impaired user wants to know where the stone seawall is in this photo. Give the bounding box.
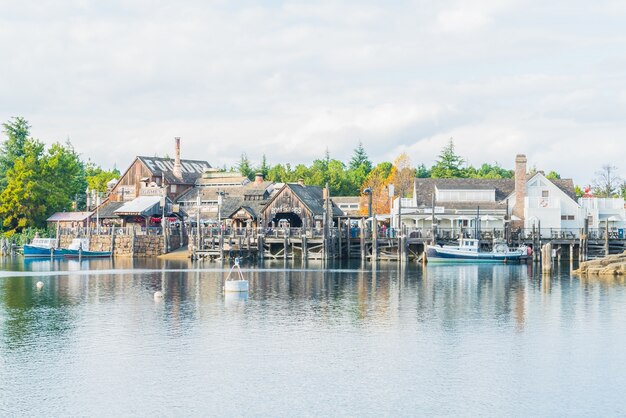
[59,233,186,257]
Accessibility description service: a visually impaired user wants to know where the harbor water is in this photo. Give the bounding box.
[1,258,625,416]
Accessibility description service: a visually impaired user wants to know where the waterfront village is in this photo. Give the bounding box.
[29,138,626,262]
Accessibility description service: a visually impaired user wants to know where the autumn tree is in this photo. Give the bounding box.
[360,162,394,216]
[390,152,415,198]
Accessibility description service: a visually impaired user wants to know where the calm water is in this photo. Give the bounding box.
[1,257,625,417]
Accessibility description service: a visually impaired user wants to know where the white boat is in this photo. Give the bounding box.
[224,258,249,292]
[426,238,527,263]
[23,238,64,258]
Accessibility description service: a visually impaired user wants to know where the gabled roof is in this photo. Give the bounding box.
[136,156,210,185]
[414,178,514,210]
[47,212,93,222]
[95,200,125,219]
[263,183,343,217]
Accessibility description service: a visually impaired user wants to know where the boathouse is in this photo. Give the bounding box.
[260,182,343,229]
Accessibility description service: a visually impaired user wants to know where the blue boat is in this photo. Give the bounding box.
[426,239,527,263]
[23,238,66,258]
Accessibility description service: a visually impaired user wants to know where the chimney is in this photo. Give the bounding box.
[512,154,527,225]
[297,178,305,187]
[254,172,263,185]
[173,137,182,181]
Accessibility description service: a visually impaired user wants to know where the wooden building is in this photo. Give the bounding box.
[108,137,210,203]
[260,182,343,229]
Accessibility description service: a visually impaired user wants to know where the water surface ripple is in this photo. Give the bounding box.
[1,258,625,416]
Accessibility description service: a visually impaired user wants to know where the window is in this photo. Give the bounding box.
[542,190,549,198]
[561,215,575,221]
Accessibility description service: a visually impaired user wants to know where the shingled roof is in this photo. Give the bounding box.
[268,184,343,217]
[413,177,577,209]
[137,156,211,185]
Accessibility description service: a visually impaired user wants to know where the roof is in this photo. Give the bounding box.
[414,179,515,208]
[95,200,125,218]
[114,196,162,216]
[415,177,577,208]
[263,183,343,217]
[435,184,496,190]
[331,196,361,204]
[47,212,93,222]
[137,156,211,185]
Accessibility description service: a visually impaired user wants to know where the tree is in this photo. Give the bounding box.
[0,117,31,190]
[259,154,270,179]
[86,162,121,194]
[0,139,47,232]
[466,163,513,179]
[431,138,466,178]
[237,152,253,180]
[546,171,561,180]
[416,163,431,178]
[592,164,622,197]
[361,162,394,215]
[41,140,88,213]
[349,141,372,172]
[390,152,415,197]
[347,142,373,196]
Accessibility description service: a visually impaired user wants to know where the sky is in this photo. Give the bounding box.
[1,0,625,186]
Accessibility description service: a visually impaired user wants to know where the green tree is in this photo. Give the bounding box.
[86,162,120,193]
[347,142,373,195]
[237,152,253,180]
[0,139,47,232]
[258,154,270,179]
[431,138,466,178]
[42,140,88,212]
[467,163,514,179]
[0,117,31,190]
[546,171,561,180]
[416,163,431,178]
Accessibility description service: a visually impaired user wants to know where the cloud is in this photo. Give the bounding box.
[1,0,625,186]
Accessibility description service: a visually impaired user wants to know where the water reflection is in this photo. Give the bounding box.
[2,257,626,416]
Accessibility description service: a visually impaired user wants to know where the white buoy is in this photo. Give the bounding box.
[224,258,249,293]
[36,281,44,289]
[224,280,249,293]
[154,291,164,300]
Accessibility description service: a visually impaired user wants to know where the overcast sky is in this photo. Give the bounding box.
[1,0,625,185]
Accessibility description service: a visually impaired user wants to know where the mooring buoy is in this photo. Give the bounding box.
[154,291,164,300]
[36,281,44,289]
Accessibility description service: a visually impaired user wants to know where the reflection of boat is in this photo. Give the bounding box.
[224,258,249,292]
[23,238,66,258]
[427,238,526,263]
[63,239,112,258]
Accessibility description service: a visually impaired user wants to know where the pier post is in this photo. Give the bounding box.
[110,225,116,255]
[284,234,289,260]
[338,220,343,260]
[360,219,365,261]
[605,221,610,256]
[302,235,307,260]
[569,243,574,270]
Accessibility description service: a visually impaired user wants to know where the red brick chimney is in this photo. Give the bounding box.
[512,154,527,227]
[173,137,182,181]
[254,172,263,185]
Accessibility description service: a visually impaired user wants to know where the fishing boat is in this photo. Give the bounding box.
[224,258,249,292]
[23,238,66,258]
[63,238,112,258]
[426,238,527,263]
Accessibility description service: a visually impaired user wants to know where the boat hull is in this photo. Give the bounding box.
[426,246,524,263]
[63,249,112,258]
[23,245,67,258]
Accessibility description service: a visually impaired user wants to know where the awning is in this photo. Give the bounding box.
[599,214,624,222]
[47,212,93,222]
[481,215,499,221]
[114,196,162,216]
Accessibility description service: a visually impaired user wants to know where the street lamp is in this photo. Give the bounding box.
[363,187,373,231]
